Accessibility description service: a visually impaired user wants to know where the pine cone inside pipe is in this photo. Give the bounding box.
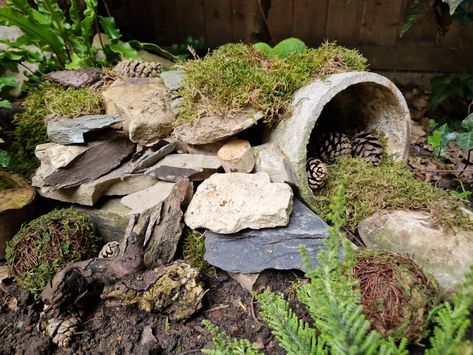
[351,132,383,166]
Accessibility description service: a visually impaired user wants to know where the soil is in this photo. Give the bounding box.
[1,84,473,354]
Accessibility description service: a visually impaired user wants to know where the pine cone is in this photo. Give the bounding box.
[306,158,328,191]
[308,131,351,163]
[113,60,162,78]
[98,241,120,258]
[351,132,383,166]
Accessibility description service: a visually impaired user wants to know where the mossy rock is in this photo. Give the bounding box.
[178,41,367,127]
[11,83,103,176]
[353,249,439,341]
[6,208,101,294]
[311,156,473,231]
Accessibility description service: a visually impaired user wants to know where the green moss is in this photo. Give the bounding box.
[11,83,103,176]
[6,208,101,294]
[180,228,213,274]
[311,156,473,231]
[178,42,367,127]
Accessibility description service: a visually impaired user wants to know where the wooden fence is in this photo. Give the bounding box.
[110,0,473,72]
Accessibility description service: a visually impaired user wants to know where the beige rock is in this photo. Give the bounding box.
[120,182,175,214]
[37,163,158,206]
[184,173,293,234]
[358,209,473,294]
[102,78,175,146]
[217,139,255,173]
[173,109,263,144]
[253,143,296,184]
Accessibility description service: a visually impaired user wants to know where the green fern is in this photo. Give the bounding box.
[426,267,473,355]
[257,291,325,355]
[202,320,263,355]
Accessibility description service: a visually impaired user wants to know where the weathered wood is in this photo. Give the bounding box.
[0,171,36,259]
[325,0,364,45]
[358,45,473,72]
[43,136,135,189]
[204,0,233,47]
[359,0,403,46]
[177,0,206,40]
[143,179,191,268]
[231,0,270,43]
[293,0,328,45]
[217,139,255,173]
[267,0,294,44]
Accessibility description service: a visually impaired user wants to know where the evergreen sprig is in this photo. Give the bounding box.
[202,320,263,355]
[257,291,325,354]
[426,267,473,355]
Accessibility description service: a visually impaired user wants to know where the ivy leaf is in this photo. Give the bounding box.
[0,76,17,90]
[0,100,12,108]
[107,42,140,60]
[456,132,473,151]
[128,40,177,61]
[461,113,473,132]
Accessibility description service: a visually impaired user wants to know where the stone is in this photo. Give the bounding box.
[266,72,411,211]
[217,139,255,173]
[358,209,473,294]
[173,109,264,145]
[204,199,329,273]
[185,173,293,234]
[102,78,175,146]
[47,115,122,144]
[44,69,106,89]
[146,154,221,182]
[37,162,158,206]
[76,199,131,242]
[32,143,90,187]
[43,136,135,189]
[120,182,175,214]
[254,143,296,185]
[160,70,185,91]
[127,140,176,173]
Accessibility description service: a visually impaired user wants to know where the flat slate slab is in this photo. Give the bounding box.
[47,115,122,145]
[204,199,330,273]
[43,136,135,189]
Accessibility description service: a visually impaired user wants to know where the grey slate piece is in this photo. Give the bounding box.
[47,115,122,145]
[204,198,330,273]
[160,70,185,91]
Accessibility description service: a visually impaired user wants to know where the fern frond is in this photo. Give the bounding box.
[257,291,326,355]
[426,266,473,355]
[202,320,263,355]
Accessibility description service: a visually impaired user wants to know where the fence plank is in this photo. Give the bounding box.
[204,0,234,47]
[292,0,328,45]
[359,0,403,46]
[325,0,364,45]
[267,0,294,44]
[177,0,206,41]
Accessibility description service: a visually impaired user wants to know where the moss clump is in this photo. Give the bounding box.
[312,156,473,231]
[178,41,367,127]
[353,249,439,341]
[11,83,103,175]
[180,228,213,274]
[6,208,101,294]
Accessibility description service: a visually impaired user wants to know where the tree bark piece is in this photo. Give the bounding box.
[217,139,255,173]
[0,171,36,259]
[43,136,135,189]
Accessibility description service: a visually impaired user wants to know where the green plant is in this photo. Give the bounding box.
[312,156,472,231]
[253,37,307,59]
[0,0,140,70]
[449,180,472,200]
[178,41,367,127]
[6,208,101,294]
[180,228,214,273]
[429,74,473,108]
[0,75,17,108]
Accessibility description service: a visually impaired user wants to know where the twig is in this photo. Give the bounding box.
[250,295,263,327]
[204,305,230,313]
[0,324,10,336]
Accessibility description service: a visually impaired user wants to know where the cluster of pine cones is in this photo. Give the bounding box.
[306,131,383,192]
[113,59,162,78]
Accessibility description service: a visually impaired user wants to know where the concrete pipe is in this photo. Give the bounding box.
[266,71,411,209]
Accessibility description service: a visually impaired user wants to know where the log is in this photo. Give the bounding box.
[0,171,36,259]
[217,139,255,173]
